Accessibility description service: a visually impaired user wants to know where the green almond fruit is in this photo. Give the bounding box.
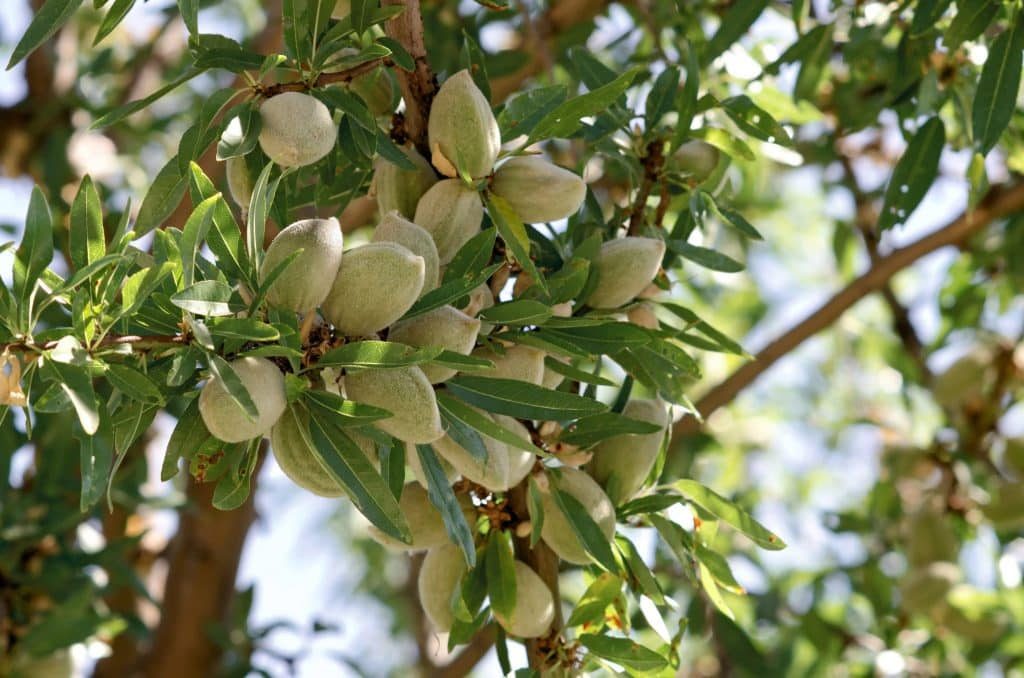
[345,366,444,444]
[259,217,344,312]
[470,344,546,385]
[586,237,666,309]
[322,242,425,336]
[387,305,480,383]
[587,399,670,504]
[198,357,286,443]
[258,92,338,168]
[372,211,441,294]
[418,543,468,632]
[427,69,501,179]
[414,179,484,264]
[535,467,616,565]
[372,146,438,220]
[493,561,555,639]
[491,156,586,223]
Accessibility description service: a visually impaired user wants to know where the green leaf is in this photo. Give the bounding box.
[216,103,261,160]
[162,401,209,480]
[692,127,756,162]
[180,193,220,288]
[247,162,282,270]
[486,194,547,293]
[567,572,622,627]
[350,0,372,34]
[616,536,664,604]
[541,323,651,355]
[306,405,412,542]
[7,0,84,69]
[46,359,100,435]
[436,391,542,455]
[105,364,164,404]
[910,0,953,36]
[485,530,517,618]
[304,389,392,424]
[13,187,54,326]
[972,16,1024,155]
[459,30,491,100]
[440,407,488,463]
[528,476,545,547]
[191,33,266,72]
[559,412,663,449]
[69,176,106,274]
[480,300,552,326]
[878,117,945,231]
[945,0,999,49]
[77,432,112,512]
[134,156,188,236]
[207,354,259,423]
[543,356,616,386]
[315,341,442,369]
[213,444,258,510]
[416,444,476,566]
[94,0,136,44]
[92,68,205,129]
[445,376,607,421]
[720,95,793,146]
[551,484,619,572]
[703,0,768,60]
[187,163,250,284]
[528,68,642,143]
[645,66,680,129]
[499,85,567,140]
[673,479,786,550]
[178,0,198,35]
[578,634,667,672]
[667,240,744,273]
[208,317,280,342]
[170,280,240,317]
[404,263,503,319]
[443,227,497,283]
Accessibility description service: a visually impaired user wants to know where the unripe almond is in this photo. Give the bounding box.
[258,92,337,168]
[372,211,441,293]
[322,242,425,336]
[470,344,546,385]
[271,407,378,497]
[491,156,586,223]
[331,0,350,18]
[670,140,721,182]
[432,409,513,491]
[414,179,484,264]
[199,357,286,443]
[586,399,670,503]
[407,441,460,488]
[388,305,480,383]
[493,414,536,487]
[225,156,255,210]
[372,146,438,219]
[259,218,344,312]
[535,467,616,565]
[351,65,394,117]
[427,70,501,179]
[493,561,555,638]
[586,237,666,309]
[368,483,450,550]
[541,355,568,390]
[344,366,445,443]
[460,282,495,317]
[418,543,468,632]
[627,302,659,330]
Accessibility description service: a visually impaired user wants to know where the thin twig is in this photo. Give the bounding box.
[672,181,1024,438]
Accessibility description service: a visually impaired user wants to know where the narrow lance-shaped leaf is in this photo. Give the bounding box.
[972,16,1024,155]
[13,187,54,328]
[7,0,83,69]
[674,479,786,550]
[306,405,412,542]
[878,117,945,231]
[416,444,477,567]
[445,376,608,421]
[485,530,517,619]
[69,176,106,274]
[551,485,620,573]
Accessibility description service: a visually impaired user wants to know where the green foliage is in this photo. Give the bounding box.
[2,0,1024,675]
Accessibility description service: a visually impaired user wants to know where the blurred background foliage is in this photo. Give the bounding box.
[1,0,1023,676]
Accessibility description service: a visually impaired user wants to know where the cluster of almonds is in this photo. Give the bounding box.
[199,69,676,640]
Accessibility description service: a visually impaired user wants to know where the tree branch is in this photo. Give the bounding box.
[382,0,437,153]
[672,181,1024,438]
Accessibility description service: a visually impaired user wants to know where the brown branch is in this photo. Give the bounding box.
[142,448,267,677]
[258,58,390,98]
[507,482,563,671]
[672,181,1024,438]
[382,0,437,153]
[627,139,666,235]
